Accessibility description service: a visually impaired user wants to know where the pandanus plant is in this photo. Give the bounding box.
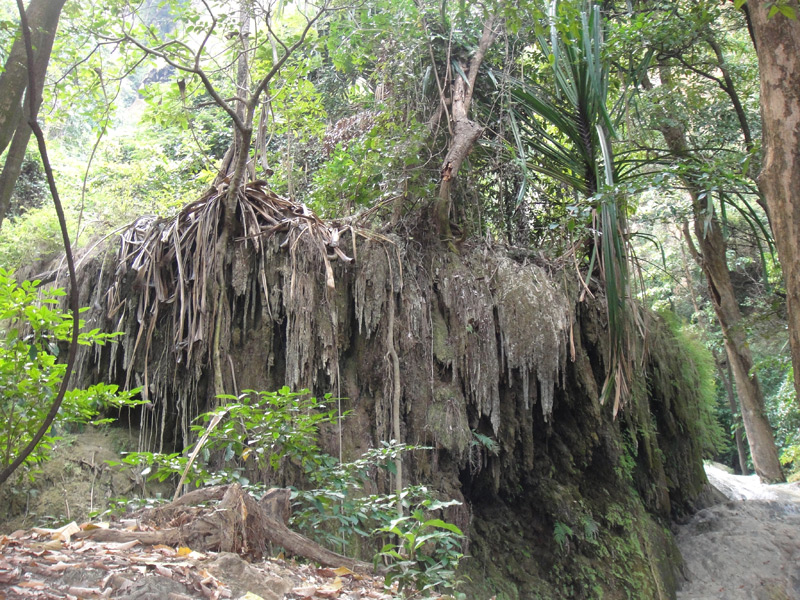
[506,1,638,414]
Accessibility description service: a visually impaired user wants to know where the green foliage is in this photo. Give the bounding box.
[0,204,76,269]
[111,387,340,488]
[0,270,141,479]
[376,499,465,597]
[110,387,465,594]
[665,316,728,457]
[765,361,800,474]
[292,442,430,549]
[553,520,574,553]
[309,113,433,216]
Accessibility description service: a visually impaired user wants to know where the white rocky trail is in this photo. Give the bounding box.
[675,464,800,600]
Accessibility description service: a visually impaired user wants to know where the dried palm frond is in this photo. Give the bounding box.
[107,180,354,398]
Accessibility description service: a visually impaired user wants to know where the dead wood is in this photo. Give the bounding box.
[74,484,372,573]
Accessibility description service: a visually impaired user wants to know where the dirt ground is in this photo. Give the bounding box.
[0,426,171,534]
[0,530,392,600]
[675,463,800,600]
[0,428,393,600]
[4,434,800,599]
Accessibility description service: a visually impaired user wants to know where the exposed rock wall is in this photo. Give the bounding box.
[48,213,711,599]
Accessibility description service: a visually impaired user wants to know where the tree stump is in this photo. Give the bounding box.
[74,484,372,573]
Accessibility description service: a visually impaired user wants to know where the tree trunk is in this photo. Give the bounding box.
[0,0,67,228]
[434,15,500,242]
[679,231,750,475]
[747,2,800,411]
[685,214,783,482]
[651,67,784,482]
[717,358,749,475]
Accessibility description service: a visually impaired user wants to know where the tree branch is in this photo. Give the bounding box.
[0,0,79,487]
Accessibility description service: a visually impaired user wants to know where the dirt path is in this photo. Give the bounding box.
[675,464,800,600]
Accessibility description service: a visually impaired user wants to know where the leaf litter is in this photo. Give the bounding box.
[0,524,395,600]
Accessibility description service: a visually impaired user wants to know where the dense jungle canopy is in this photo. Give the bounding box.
[1,0,800,598]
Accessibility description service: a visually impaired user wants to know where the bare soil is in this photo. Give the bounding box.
[0,427,175,534]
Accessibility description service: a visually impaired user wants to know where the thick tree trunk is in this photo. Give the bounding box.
[0,0,67,228]
[652,67,784,482]
[689,215,782,481]
[680,234,750,475]
[747,2,800,410]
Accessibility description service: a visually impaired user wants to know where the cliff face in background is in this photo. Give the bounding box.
[37,207,714,599]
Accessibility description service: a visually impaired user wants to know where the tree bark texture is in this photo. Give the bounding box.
[747,2,800,410]
[434,15,500,241]
[653,67,784,482]
[0,0,67,228]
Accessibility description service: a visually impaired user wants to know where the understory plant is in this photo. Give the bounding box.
[0,269,142,481]
[376,498,465,598]
[110,387,466,596]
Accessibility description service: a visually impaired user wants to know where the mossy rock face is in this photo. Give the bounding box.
[59,231,711,600]
[427,384,471,456]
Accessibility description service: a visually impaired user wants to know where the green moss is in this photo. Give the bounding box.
[427,384,471,455]
[432,306,455,365]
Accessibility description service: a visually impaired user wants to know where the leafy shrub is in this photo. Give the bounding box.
[376,498,465,598]
[110,387,466,595]
[0,269,142,480]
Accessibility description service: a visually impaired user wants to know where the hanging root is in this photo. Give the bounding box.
[383,246,403,515]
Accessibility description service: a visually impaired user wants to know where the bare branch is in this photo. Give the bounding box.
[120,33,244,131]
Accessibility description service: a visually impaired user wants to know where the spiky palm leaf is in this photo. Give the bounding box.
[507,1,635,413]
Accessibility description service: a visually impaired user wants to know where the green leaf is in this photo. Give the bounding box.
[778,4,797,19]
[422,519,464,535]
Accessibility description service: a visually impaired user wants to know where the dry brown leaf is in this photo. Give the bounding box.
[292,585,318,598]
[33,521,81,542]
[104,540,141,551]
[316,568,337,578]
[66,586,102,597]
[0,567,20,583]
[154,544,177,556]
[154,564,174,578]
[17,580,46,589]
